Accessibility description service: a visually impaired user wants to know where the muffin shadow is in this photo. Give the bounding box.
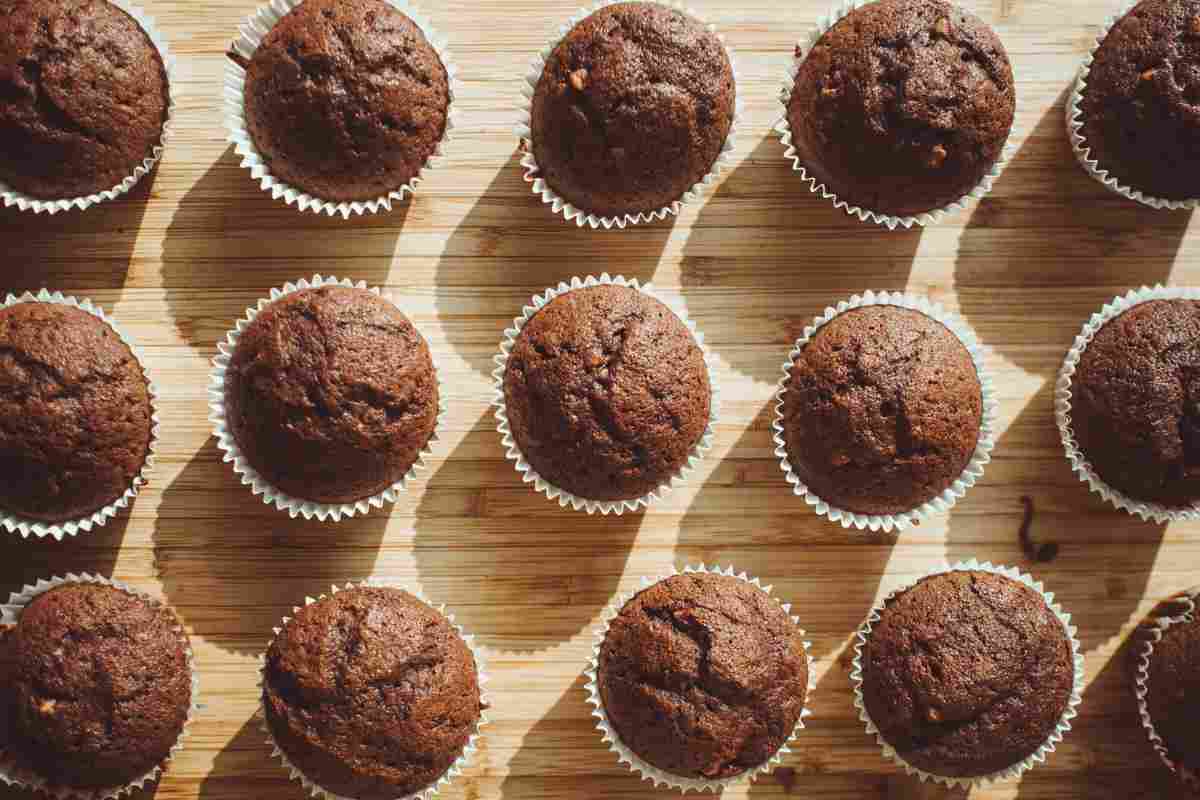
[0,511,130,594]
[197,710,295,800]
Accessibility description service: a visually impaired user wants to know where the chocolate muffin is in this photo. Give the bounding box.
[1071,299,1200,508]
[239,0,450,202]
[787,0,1015,217]
[502,284,710,502]
[529,2,735,219]
[224,286,438,505]
[597,572,810,780]
[263,586,483,800]
[1,582,192,790]
[0,0,169,199]
[0,302,153,523]
[860,570,1075,778]
[1144,606,1200,772]
[780,305,983,516]
[1078,0,1200,201]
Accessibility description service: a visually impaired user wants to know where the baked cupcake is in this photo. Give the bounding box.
[1072,0,1200,205]
[220,283,439,513]
[1138,590,1200,787]
[855,568,1079,782]
[0,299,154,529]
[783,0,1014,222]
[592,570,810,786]
[262,585,484,800]
[0,0,170,202]
[0,580,193,794]
[526,1,736,225]
[499,280,712,509]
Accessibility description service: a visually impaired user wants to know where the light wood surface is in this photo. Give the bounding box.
[1,0,1198,797]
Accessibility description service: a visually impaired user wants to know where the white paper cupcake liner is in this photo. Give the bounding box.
[491,273,718,514]
[584,564,816,793]
[770,290,997,533]
[209,275,446,522]
[774,0,1013,230]
[850,559,1085,788]
[0,290,159,541]
[0,573,199,800]
[1136,587,1200,792]
[259,579,489,800]
[1055,285,1200,523]
[1067,0,1199,211]
[225,0,459,219]
[0,0,176,215]
[516,0,742,229]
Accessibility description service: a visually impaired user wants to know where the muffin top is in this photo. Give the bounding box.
[1145,605,1200,771]
[1079,0,1200,201]
[787,0,1014,217]
[240,0,450,202]
[1072,299,1200,508]
[781,305,982,516]
[502,284,710,502]
[225,286,438,505]
[0,302,153,523]
[2,583,192,789]
[530,2,735,218]
[861,570,1075,778]
[0,0,169,199]
[263,586,483,800]
[598,573,810,780]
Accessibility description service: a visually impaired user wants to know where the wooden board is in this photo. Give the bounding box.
[1,0,1198,797]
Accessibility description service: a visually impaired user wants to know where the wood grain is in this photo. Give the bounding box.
[1,0,1198,798]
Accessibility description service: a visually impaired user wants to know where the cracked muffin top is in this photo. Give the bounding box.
[224,286,438,505]
[1079,0,1200,201]
[0,0,168,200]
[787,0,1014,217]
[1,582,192,790]
[263,586,483,800]
[861,570,1074,779]
[0,302,153,523]
[502,284,710,502]
[780,305,983,516]
[1072,299,1200,507]
[597,572,809,780]
[240,0,450,202]
[1144,604,1200,771]
[529,2,735,219]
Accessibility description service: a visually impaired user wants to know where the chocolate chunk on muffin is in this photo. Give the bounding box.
[1071,299,1200,508]
[502,284,710,502]
[780,305,983,516]
[263,586,483,800]
[861,570,1075,778]
[0,0,169,199]
[3,582,192,790]
[530,2,735,219]
[224,286,438,505]
[598,572,810,780]
[240,0,450,202]
[0,302,154,523]
[787,0,1014,217]
[1144,605,1200,772]
[1078,0,1200,201]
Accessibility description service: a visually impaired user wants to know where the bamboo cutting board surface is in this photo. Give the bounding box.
[1,0,1198,797]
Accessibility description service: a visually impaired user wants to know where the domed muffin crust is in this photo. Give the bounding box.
[861,570,1074,778]
[225,286,438,505]
[781,305,982,516]
[2,583,191,789]
[1145,609,1200,771]
[0,0,169,199]
[1079,0,1200,201]
[0,302,153,523]
[598,573,810,780]
[502,284,710,502]
[263,586,483,800]
[242,0,449,202]
[530,2,735,218]
[787,0,1014,217]
[1072,299,1200,508]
